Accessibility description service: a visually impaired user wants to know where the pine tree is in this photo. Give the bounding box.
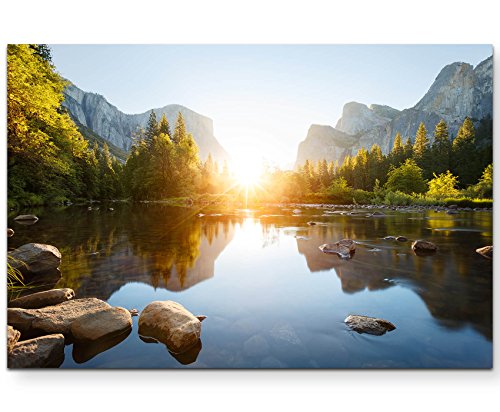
[413,122,429,161]
[172,112,187,144]
[430,119,451,174]
[452,117,481,186]
[158,113,171,138]
[403,137,413,160]
[145,110,158,146]
[390,132,404,166]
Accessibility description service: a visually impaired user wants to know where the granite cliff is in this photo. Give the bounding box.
[62,83,230,163]
[295,55,493,167]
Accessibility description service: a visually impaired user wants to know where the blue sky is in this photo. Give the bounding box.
[50,44,492,168]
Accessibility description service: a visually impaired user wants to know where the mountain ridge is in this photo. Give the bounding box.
[295,55,493,168]
[62,83,230,164]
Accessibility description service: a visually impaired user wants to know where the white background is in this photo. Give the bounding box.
[1,1,498,411]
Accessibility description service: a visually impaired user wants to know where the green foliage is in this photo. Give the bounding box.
[430,119,451,174]
[385,159,427,194]
[427,170,460,199]
[451,117,483,187]
[464,163,493,199]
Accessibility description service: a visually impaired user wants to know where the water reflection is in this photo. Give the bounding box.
[7,205,492,368]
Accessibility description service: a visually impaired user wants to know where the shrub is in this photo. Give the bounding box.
[427,171,460,199]
[385,159,427,194]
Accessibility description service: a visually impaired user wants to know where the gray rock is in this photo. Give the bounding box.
[8,298,111,338]
[138,300,201,354]
[344,315,396,336]
[396,236,408,242]
[13,214,39,222]
[412,240,438,255]
[8,243,61,277]
[8,334,65,368]
[319,239,356,259]
[70,306,132,342]
[8,288,75,309]
[476,245,493,259]
[8,326,20,353]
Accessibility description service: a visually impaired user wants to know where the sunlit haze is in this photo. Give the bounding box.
[50,45,492,169]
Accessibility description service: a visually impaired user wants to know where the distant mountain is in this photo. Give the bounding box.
[295,55,493,167]
[62,83,230,163]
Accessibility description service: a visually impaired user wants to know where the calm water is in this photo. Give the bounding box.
[8,203,493,368]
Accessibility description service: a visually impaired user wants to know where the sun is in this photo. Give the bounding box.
[234,161,262,186]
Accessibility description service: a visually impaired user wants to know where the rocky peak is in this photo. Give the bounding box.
[335,101,394,135]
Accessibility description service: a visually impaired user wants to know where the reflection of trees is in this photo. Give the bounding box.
[8,204,240,299]
[259,209,492,340]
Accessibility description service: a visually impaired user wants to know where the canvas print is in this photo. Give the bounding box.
[6,44,493,369]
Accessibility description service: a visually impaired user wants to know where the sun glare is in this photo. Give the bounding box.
[233,158,263,187]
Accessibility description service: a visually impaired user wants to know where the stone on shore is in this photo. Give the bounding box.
[138,300,201,354]
[8,334,65,368]
[8,298,111,339]
[8,243,62,277]
[8,288,75,309]
[8,326,21,353]
[344,315,396,336]
[71,306,132,342]
[476,245,493,259]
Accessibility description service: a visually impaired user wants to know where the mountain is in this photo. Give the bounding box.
[295,55,493,167]
[62,83,230,163]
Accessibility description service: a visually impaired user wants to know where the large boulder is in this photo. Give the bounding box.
[476,245,493,259]
[138,301,202,354]
[8,243,62,277]
[8,334,65,368]
[8,326,21,353]
[344,315,396,336]
[8,288,75,309]
[71,306,132,342]
[7,298,111,339]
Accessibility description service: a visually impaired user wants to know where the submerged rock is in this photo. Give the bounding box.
[138,300,202,354]
[8,298,111,339]
[13,214,39,223]
[396,236,408,242]
[344,315,396,336]
[383,236,397,241]
[8,243,62,277]
[411,240,438,255]
[8,288,75,309]
[70,306,132,342]
[72,328,131,364]
[8,326,21,353]
[292,209,302,214]
[8,334,65,368]
[319,239,356,259]
[476,245,493,259]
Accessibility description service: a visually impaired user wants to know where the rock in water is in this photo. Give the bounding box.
[319,239,356,259]
[344,315,396,336]
[8,334,65,368]
[8,288,75,309]
[138,300,202,354]
[7,228,14,237]
[476,245,493,259]
[8,326,21,353]
[8,243,62,277]
[8,298,111,339]
[411,240,438,255]
[13,214,39,222]
[71,306,132,342]
[396,236,408,242]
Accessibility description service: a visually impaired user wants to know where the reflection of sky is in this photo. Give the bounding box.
[63,212,492,368]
